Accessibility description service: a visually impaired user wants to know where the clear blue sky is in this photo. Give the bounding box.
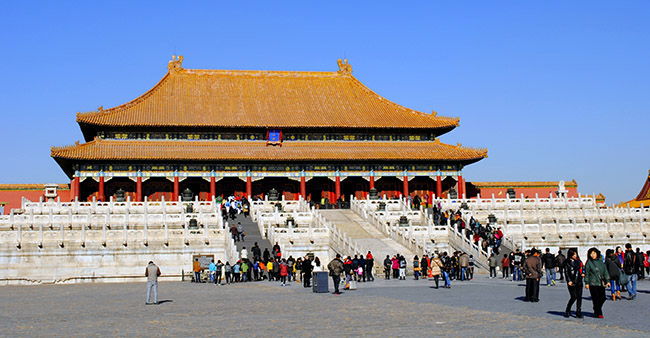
[1,1,648,205]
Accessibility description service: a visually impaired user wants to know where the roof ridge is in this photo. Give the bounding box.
[76,73,171,120]
[51,138,101,155]
[347,75,460,125]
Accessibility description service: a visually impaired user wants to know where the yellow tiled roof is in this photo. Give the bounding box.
[51,138,487,162]
[76,57,460,130]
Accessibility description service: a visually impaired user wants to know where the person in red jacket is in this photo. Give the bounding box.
[501,254,510,279]
[279,259,289,286]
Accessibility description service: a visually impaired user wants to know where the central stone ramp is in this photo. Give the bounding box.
[230,214,273,262]
[319,209,415,269]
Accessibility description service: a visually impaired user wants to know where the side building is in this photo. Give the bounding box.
[51,57,487,204]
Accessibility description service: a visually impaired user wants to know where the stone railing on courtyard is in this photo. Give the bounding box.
[351,196,513,270]
[0,197,239,285]
[432,194,650,260]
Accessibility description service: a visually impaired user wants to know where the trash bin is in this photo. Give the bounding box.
[312,271,329,293]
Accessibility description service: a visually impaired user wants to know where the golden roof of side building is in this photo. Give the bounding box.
[471,180,578,188]
[76,56,460,130]
[51,138,487,162]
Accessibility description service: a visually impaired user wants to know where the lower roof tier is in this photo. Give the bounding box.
[52,138,487,163]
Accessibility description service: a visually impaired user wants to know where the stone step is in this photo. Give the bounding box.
[227,214,273,262]
[319,209,415,264]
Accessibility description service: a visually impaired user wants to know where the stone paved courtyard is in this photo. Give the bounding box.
[1,275,648,337]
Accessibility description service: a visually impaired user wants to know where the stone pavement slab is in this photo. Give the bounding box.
[1,276,648,337]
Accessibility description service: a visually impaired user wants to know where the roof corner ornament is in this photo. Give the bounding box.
[74,141,80,146]
[98,106,103,112]
[168,55,184,72]
[431,110,437,117]
[337,58,352,75]
[454,117,460,126]
[434,137,441,144]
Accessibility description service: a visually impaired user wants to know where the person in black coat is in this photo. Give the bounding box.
[563,248,584,318]
[383,255,391,280]
[605,249,621,301]
[302,256,313,287]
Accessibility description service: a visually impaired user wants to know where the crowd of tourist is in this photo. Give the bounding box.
[192,241,331,288]
[220,195,250,222]
[429,205,504,255]
[503,243,649,319]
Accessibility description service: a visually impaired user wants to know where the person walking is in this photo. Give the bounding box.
[584,247,610,318]
[420,255,428,280]
[556,250,566,281]
[542,248,557,286]
[366,251,375,282]
[215,260,224,285]
[623,243,639,300]
[605,249,621,301]
[398,255,407,280]
[193,258,202,283]
[501,254,510,279]
[523,249,542,302]
[430,254,443,289]
[224,262,232,285]
[413,255,421,280]
[145,261,161,305]
[458,252,469,281]
[563,249,583,318]
[279,259,288,286]
[441,252,452,288]
[208,259,216,283]
[391,255,399,279]
[383,255,391,280]
[488,253,498,279]
[302,255,313,287]
[327,254,344,295]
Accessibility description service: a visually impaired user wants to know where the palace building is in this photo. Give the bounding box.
[51,56,487,203]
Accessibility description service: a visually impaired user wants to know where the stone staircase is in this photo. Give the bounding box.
[229,214,273,262]
[319,209,415,274]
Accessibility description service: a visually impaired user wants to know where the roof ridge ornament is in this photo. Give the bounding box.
[337,58,352,75]
[168,55,184,72]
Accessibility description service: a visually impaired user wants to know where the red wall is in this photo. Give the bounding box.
[0,188,71,215]
[475,186,578,199]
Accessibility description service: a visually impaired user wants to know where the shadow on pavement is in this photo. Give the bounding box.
[157,300,173,304]
[547,311,569,317]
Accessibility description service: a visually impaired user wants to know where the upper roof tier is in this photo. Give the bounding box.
[76,56,460,131]
[52,138,487,163]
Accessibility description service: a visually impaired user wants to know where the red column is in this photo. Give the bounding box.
[173,176,179,201]
[246,176,252,198]
[458,174,464,198]
[74,177,80,201]
[70,178,76,201]
[335,175,341,201]
[436,175,442,198]
[300,176,306,199]
[210,177,216,199]
[98,176,105,202]
[369,175,375,190]
[136,177,142,202]
[403,175,409,197]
